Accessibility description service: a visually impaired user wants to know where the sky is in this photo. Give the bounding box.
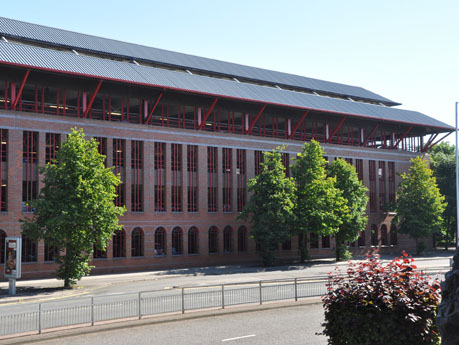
[2,0,459,142]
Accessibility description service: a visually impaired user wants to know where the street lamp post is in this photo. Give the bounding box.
[456,102,459,248]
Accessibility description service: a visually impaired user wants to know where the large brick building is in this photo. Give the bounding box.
[0,17,453,278]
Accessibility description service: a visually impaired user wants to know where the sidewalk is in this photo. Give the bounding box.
[0,250,452,305]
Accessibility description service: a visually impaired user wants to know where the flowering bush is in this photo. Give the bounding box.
[321,253,441,345]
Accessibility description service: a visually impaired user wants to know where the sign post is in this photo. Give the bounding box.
[4,237,21,295]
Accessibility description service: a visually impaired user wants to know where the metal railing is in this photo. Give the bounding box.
[0,276,328,337]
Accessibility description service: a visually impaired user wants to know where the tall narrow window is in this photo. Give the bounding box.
[254,150,264,176]
[310,233,319,249]
[381,224,388,246]
[155,227,167,255]
[23,131,38,212]
[208,226,218,254]
[0,129,7,211]
[93,244,107,259]
[222,148,232,212]
[237,226,247,252]
[44,242,57,262]
[390,224,398,246]
[358,231,366,247]
[355,159,363,181]
[188,227,199,254]
[369,160,377,212]
[237,149,246,212]
[187,145,198,212]
[171,144,182,212]
[155,143,166,212]
[113,229,126,258]
[282,153,290,177]
[95,137,107,166]
[388,162,395,203]
[207,147,217,212]
[371,224,378,246]
[379,161,386,211]
[131,141,144,212]
[282,238,292,250]
[172,227,183,255]
[113,139,125,207]
[0,230,6,264]
[223,226,233,253]
[22,235,37,262]
[131,227,144,257]
[45,133,60,164]
[321,235,330,248]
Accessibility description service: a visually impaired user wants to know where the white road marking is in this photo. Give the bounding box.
[221,334,256,342]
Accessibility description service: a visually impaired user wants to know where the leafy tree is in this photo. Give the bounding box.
[291,140,346,262]
[394,156,446,254]
[238,147,296,266]
[327,158,369,261]
[429,142,456,249]
[21,128,125,288]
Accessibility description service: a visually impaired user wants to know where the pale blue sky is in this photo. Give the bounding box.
[3,1,459,140]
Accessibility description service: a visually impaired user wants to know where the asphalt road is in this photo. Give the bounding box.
[27,303,328,345]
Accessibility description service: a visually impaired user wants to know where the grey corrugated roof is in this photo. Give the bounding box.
[0,17,399,105]
[0,41,452,130]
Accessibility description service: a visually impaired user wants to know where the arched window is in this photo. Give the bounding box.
[358,230,366,247]
[131,228,144,257]
[188,227,199,254]
[237,226,247,252]
[93,244,107,259]
[0,230,6,264]
[172,227,183,255]
[371,224,378,246]
[390,224,398,246]
[223,226,233,253]
[113,229,126,258]
[381,225,388,246]
[321,235,330,248]
[208,226,218,254]
[155,227,167,255]
[22,235,37,262]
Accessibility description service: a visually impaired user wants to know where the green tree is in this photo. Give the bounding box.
[394,156,446,254]
[21,128,125,288]
[238,147,296,266]
[327,158,369,261]
[291,140,347,262]
[429,142,456,249]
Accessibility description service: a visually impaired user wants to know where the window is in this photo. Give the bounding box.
[93,245,107,259]
[371,224,378,246]
[321,235,330,249]
[254,150,264,176]
[131,141,144,212]
[369,160,377,212]
[388,162,396,203]
[310,233,319,249]
[155,227,167,255]
[131,228,144,257]
[155,143,166,212]
[0,230,6,264]
[22,235,37,262]
[282,238,292,251]
[358,230,366,247]
[222,148,232,212]
[379,161,386,211]
[45,133,60,164]
[237,226,247,252]
[223,226,233,253]
[171,144,182,212]
[237,149,246,212]
[113,229,126,258]
[0,129,7,212]
[390,224,398,246]
[44,242,58,261]
[113,139,125,207]
[187,145,198,212]
[172,227,183,255]
[282,153,290,177]
[207,147,217,212]
[208,226,218,254]
[355,159,363,181]
[188,227,199,254]
[23,131,38,212]
[95,137,107,166]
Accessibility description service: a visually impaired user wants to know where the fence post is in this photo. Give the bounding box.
[181,287,185,314]
[259,281,262,305]
[38,303,42,334]
[91,296,94,326]
[295,278,298,302]
[138,291,142,319]
[221,284,225,309]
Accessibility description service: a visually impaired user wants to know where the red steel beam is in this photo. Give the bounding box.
[288,111,309,139]
[421,133,438,152]
[327,117,346,143]
[391,125,414,149]
[425,132,453,152]
[362,124,380,147]
[246,104,267,135]
[144,92,163,124]
[198,97,219,130]
[12,69,30,110]
[83,80,103,118]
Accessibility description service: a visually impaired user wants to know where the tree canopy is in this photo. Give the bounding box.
[238,147,296,266]
[327,158,368,261]
[21,128,125,287]
[394,156,446,254]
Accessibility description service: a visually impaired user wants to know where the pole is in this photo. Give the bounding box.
[8,278,16,295]
[456,102,459,249]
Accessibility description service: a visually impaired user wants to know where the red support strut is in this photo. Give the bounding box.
[391,125,413,149]
[12,69,30,110]
[246,105,267,135]
[83,80,103,118]
[362,124,380,147]
[144,92,163,124]
[288,111,309,139]
[327,117,346,143]
[198,98,219,130]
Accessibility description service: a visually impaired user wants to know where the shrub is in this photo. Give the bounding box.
[321,253,441,345]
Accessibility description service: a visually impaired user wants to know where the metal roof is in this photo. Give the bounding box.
[0,41,452,130]
[0,17,399,106]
